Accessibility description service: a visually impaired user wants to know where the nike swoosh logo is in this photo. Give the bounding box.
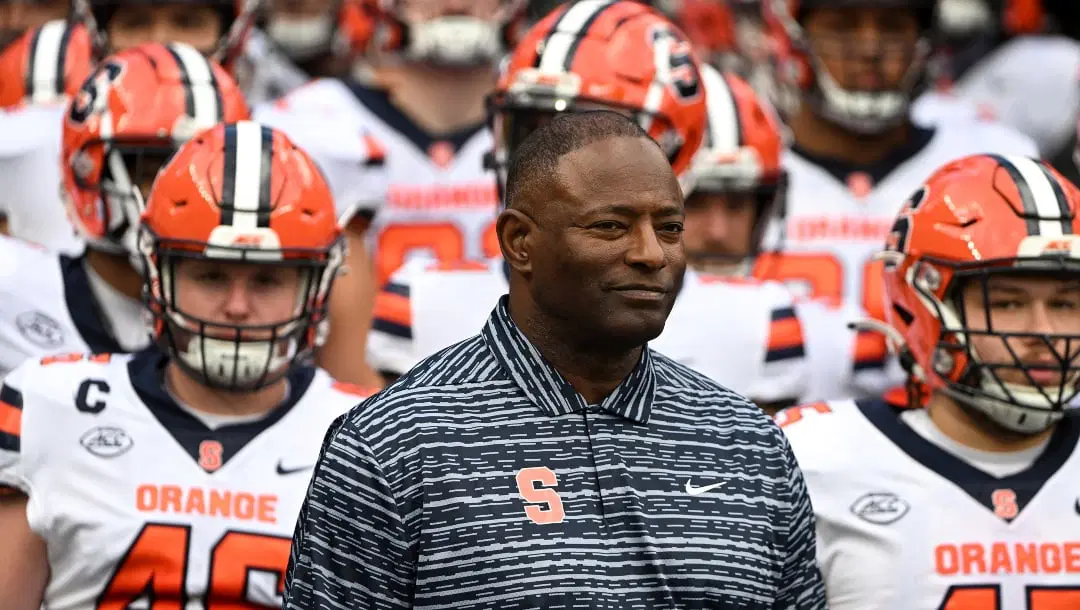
[276,462,315,476]
[685,479,724,495]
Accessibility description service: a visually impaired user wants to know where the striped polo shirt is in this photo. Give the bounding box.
[285,296,826,610]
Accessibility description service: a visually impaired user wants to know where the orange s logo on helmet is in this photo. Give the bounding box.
[0,21,93,109]
[490,0,707,193]
[880,154,1080,416]
[61,42,250,252]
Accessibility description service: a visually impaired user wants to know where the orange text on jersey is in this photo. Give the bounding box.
[136,484,278,524]
[790,216,893,242]
[387,183,498,210]
[935,542,1080,576]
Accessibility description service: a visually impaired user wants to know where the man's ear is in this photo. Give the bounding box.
[496,208,534,274]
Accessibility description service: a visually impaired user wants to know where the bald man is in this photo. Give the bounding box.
[285,111,827,610]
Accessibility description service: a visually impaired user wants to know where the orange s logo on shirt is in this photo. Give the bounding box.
[516,466,565,525]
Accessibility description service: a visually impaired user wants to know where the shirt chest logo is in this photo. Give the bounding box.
[516,466,565,525]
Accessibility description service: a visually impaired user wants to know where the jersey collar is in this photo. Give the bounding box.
[481,295,655,424]
[60,254,125,354]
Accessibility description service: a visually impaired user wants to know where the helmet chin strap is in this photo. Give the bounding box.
[178,333,297,390]
[267,14,335,61]
[401,16,503,68]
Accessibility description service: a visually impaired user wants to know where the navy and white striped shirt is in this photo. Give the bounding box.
[285,296,826,610]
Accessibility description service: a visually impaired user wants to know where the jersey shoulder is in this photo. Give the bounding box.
[664,274,806,403]
[0,351,127,492]
[0,238,76,372]
[368,258,505,376]
[299,368,375,424]
[930,114,1040,159]
[775,399,870,471]
[956,35,1080,154]
[0,104,64,159]
[254,79,388,217]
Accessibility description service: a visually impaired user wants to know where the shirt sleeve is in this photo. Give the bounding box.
[0,362,29,495]
[284,412,414,610]
[773,429,828,610]
[366,264,424,377]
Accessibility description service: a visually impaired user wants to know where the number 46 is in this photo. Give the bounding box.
[940,584,1080,609]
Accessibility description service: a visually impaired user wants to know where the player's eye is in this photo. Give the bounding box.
[659,222,684,234]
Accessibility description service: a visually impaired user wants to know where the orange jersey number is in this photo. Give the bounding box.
[753,252,888,370]
[375,221,500,286]
[940,585,1080,610]
[97,524,292,609]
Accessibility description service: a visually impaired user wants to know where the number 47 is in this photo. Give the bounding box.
[940,584,1080,609]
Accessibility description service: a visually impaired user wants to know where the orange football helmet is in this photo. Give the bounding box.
[140,120,345,390]
[0,20,92,109]
[764,0,935,134]
[62,41,249,259]
[687,65,786,272]
[874,154,1080,433]
[487,0,707,197]
[338,0,525,68]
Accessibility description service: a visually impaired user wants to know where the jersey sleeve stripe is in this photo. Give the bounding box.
[852,330,888,371]
[372,283,413,339]
[0,385,23,451]
[765,307,805,362]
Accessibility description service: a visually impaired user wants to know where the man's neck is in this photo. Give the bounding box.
[924,392,1055,453]
[166,363,288,418]
[508,293,640,405]
[85,248,143,301]
[788,106,912,166]
[376,63,494,135]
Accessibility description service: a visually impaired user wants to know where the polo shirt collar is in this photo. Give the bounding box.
[482,295,655,424]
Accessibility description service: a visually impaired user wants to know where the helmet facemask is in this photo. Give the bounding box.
[911,260,1080,435]
[140,231,345,392]
[789,3,934,134]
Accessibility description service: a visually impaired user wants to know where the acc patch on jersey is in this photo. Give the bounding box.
[16,311,65,348]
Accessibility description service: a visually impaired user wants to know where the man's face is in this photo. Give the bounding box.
[107,3,223,54]
[528,136,687,348]
[682,191,757,274]
[802,6,920,91]
[0,0,68,50]
[960,274,1080,391]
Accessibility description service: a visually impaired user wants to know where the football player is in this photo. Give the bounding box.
[777,154,1080,609]
[758,0,1039,401]
[65,0,389,387]
[0,119,370,610]
[0,20,91,254]
[369,2,828,412]
[255,0,526,286]
[0,42,249,379]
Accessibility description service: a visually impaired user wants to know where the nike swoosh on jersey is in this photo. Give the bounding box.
[276,461,315,476]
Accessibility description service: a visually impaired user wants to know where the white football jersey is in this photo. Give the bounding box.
[367,258,835,404]
[914,35,1080,157]
[767,120,1038,399]
[254,78,498,285]
[0,103,83,255]
[237,29,310,107]
[0,236,130,379]
[251,86,389,228]
[777,397,1080,610]
[0,348,367,610]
